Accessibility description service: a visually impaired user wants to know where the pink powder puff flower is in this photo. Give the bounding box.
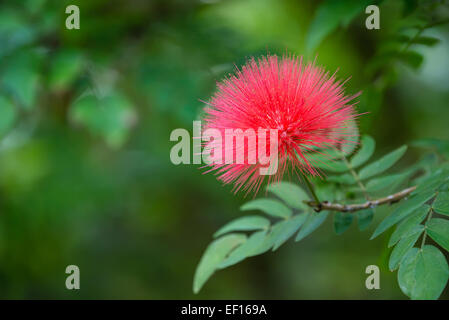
[201,54,360,194]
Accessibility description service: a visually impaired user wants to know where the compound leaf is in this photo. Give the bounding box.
[295,211,329,241]
[214,216,270,238]
[193,234,246,293]
[267,181,309,210]
[359,145,407,180]
[350,135,375,168]
[371,191,434,239]
[427,218,449,252]
[241,198,292,219]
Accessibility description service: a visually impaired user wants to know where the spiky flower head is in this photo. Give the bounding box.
[202,54,360,194]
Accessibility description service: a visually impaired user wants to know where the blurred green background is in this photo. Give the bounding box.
[0,0,448,299]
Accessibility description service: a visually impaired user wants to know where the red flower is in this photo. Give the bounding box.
[202,54,360,194]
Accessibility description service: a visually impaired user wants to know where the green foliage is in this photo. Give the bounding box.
[194,181,329,293]
[193,234,246,294]
[214,216,270,238]
[389,224,423,271]
[367,11,442,77]
[350,136,376,169]
[383,160,449,299]
[218,231,267,269]
[371,192,434,239]
[398,246,449,300]
[267,181,309,210]
[358,145,407,180]
[194,135,449,299]
[48,50,85,91]
[363,172,412,193]
[70,93,136,148]
[357,209,374,231]
[324,138,408,187]
[331,145,449,299]
[433,192,449,215]
[334,212,354,235]
[241,198,292,218]
[427,218,449,252]
[388,205,429,247]
[306,0,372,53]
[0,95,17,137]
[413,139,449,159]
[271,214,308,251]
[295,211,329,241]
[1,51,40,110]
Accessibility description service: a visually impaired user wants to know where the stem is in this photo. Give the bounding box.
[421,195,437,250]
[300,173,321,208]
[305,186,416,213]
[402,27,424,52]
[341,154,370,200]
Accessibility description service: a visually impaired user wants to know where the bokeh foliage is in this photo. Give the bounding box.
[0,0,448,299]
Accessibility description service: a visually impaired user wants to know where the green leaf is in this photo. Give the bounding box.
[398,245,449,300]
[4,68,38,110]
[357,209,374,231]
[241,199,292,219]
[0,12,36,57]
[433,192,449,216]
[389,225,424,271]
[70,93,136,148]
[388,205,429,247]
[402,0,419,15]
[384,34,411,44]
[366,51,396,75]
[359,145,407,180]
[371,191,435,239]
[309,153,348,173]
[411,36,440,47]
[214,216,270,238]
[272,213,308,250]
[267,181,309,210]
[193,233,246,293]
[414,167,449,195]
[0,95,17,136]
[249,227,281,256]
[408,153,438,173]
[412,138,449,159]
[327,173,355,185]
[218,230,267,269]
[305,0,370,53]
[334,212,354,235]
[350,135,375,168]
[315,183,337,200]
[398,51,423,69]
[249,215,306,255]
[49,50,84,90]
[364,171,412,193]
[295,211,329,241]
[337,118,359,156]
[398,247,420,298]
[427,218,449,252]
[1,52,40,109]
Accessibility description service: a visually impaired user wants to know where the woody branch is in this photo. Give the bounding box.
[304,186,417,213]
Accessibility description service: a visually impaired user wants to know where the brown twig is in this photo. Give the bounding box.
[305,186,417,213]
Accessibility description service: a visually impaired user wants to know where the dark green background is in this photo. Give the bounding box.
[0,0,448,299]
